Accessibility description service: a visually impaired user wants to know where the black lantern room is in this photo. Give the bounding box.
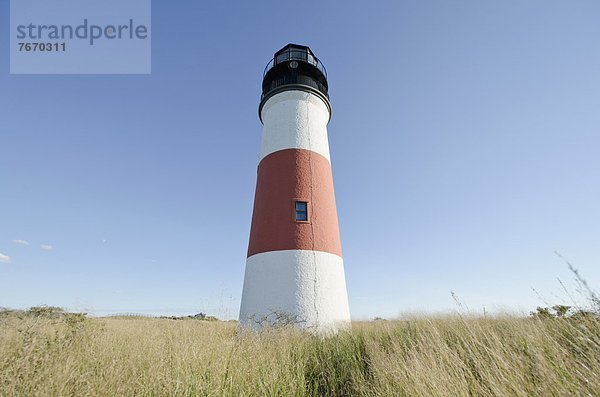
[259,44,330,120]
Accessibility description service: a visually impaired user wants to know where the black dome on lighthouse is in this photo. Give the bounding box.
[259,44,330,120]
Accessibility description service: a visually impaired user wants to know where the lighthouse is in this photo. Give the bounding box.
[239,44,351,333]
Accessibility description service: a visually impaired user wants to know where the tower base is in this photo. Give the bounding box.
[239,249,351,334]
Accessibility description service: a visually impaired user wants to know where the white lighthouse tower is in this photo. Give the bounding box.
[239,44,351,334]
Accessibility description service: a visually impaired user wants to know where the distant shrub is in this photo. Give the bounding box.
[190,312,218,321]
[63,312,87,327]
[0,307,23,319]
[531,305,571,318]
[159,312,219,321]
[26,306,65,318]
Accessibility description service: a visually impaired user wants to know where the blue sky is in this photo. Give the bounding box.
[1,1,599,319]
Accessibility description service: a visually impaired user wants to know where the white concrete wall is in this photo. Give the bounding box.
[239,249,351,334]
[259,90,332,162]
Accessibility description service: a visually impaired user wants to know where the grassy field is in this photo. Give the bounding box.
[1,309,599,396]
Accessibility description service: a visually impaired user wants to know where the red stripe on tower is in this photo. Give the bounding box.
[247,148,342,257]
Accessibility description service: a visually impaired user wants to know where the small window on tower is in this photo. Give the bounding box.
[295,201,308,222]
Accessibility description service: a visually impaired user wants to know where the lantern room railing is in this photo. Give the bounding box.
[263,48,327,79]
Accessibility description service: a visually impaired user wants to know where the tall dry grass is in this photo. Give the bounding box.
[1,311,599,396]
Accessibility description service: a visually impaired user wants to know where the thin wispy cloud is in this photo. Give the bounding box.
[0,253,11,263]
[11,239,30,246]
[40,244,54,251]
